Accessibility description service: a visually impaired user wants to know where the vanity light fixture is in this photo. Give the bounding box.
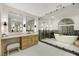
[1,18,7,26]
[3,22,7,26]
[63,7,65,8]
[23,24,26,27]
[72,3,75,5]
[34,25,36,28]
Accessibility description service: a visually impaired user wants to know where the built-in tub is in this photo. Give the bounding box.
[54,33,78,44]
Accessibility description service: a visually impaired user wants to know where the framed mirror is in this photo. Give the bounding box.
[8,12,23,32]
[26,16,35,32]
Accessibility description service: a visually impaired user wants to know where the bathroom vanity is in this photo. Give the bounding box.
[0,33,39,56]
[0,4,39,56]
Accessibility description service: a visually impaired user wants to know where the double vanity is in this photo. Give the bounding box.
[0,32,39,56]
[0,4,39,56]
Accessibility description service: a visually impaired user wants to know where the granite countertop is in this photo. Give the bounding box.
[0,32,38,39]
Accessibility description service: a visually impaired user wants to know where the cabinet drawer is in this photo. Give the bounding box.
[22,36,30,40]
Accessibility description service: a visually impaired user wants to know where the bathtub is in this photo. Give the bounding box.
[54,33,78,44]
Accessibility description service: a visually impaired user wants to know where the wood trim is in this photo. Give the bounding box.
[0,39,2,55]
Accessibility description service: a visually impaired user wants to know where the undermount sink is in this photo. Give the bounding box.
[1,34,8,37]
[1,32,35,38]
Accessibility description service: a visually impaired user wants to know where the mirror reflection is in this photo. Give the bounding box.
[26,16,35,32]
[8,12,23,32]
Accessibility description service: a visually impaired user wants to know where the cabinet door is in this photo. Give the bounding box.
[21,35,38,49]
[34,35,38,44]
[21,36,30,49]
[30,37,34,45]
[32,35,38,45]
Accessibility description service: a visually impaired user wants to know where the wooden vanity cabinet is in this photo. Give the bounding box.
[32,35,38,44]
[20,35,38,49]
[21,36,30,49]
[0,39,2,56]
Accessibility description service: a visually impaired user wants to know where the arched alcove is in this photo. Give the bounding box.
[58,18,74,25]
[58,18,74,35]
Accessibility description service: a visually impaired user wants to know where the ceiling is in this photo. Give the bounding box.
[6,3,71,17]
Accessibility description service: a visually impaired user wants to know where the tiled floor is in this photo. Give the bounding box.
[10,42,75,56]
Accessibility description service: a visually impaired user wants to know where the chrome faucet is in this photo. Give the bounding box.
[1,33,8,37]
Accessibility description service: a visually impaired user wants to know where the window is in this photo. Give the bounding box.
[58,18,74,35]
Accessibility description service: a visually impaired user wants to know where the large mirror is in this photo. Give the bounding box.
[26,16,35,32]
[8,12,23,32]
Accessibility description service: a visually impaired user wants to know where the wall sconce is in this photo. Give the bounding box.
[34,25,36,28]
[23,24,26,27]
[3,22,7,26]
[72,3,75,5]
[63,7,65,8]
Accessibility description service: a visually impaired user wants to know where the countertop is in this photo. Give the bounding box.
[0,32,38,39]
